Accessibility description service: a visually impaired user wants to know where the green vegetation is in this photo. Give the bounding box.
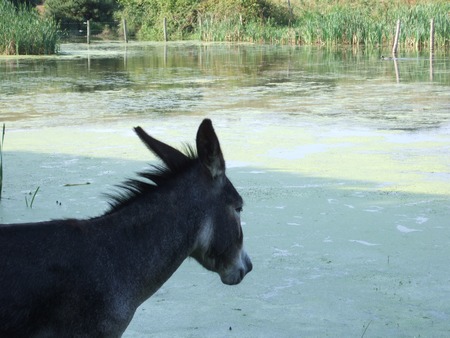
[7,0,42,5]
[44,0,118,22]
[25,186,40,209]
[292,1,450,48]
[44,0,119,41]
[2,0,449,51]
[117,0,450,48]
[0,0,60,55]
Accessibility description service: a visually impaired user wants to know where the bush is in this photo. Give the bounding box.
[117,0,200,40]
[117,0,292,41]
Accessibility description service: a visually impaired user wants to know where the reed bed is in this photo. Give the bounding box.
[197,2,450,48]
[0,1,60,55]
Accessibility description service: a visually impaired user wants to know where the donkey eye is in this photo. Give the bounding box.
[235,207,243,213]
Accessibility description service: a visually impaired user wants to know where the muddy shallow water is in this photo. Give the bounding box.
[1,42,449,336]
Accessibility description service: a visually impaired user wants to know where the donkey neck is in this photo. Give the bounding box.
[97,183,204,304]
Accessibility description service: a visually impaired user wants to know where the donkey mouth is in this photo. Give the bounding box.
[220,253,253,285]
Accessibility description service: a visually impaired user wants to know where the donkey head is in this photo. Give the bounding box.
[134,119,252,285]
[191,119,252,285]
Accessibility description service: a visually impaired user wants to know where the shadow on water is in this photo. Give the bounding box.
[1,149,449,336]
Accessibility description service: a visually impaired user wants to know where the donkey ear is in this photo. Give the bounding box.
[134,126,188,169]
[196,119,225,179]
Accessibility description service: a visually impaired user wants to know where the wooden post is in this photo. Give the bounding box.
[86,19,91,44]
[429,18,435,54]
[392,19,400,56]
[123,18,128,43]
[430,18,434,81]
[287,0,293,25]
[163,17,168,42]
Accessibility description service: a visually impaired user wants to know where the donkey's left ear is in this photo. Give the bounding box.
[196,119,225,179]
[134,126,188,170]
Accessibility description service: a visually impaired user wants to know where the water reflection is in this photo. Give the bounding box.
[0,42,449,130]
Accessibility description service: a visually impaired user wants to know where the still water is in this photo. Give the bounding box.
[1,42,449,130]
[1,43,450,336]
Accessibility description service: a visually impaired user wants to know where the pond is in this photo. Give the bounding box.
[1,42,449,337]
[1,42,449,130]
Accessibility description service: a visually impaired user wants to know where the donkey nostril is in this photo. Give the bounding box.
[247,260,253,273]
[244,255,253,273]
[239,268,245,280]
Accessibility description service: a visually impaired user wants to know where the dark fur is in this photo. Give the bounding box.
[105,143,197,215]
[0,119,252,338]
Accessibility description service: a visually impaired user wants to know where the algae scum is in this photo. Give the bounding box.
[1,43,450,336]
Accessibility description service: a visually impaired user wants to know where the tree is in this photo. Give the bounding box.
[45,0,119,23]
[8,0,42,6]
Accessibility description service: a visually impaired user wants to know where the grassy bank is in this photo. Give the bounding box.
[118,0,449,49]
[0,1,60,55]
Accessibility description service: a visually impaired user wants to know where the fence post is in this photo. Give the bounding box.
[123,18,128,43]
[163,17,168,42]
[429,18,435,54]
[429,18,434,81]
[86,19,91,44]
[392,19,400,56]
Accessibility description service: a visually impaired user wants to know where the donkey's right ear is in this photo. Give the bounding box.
[134,127,188,169]
[196,119,225,179]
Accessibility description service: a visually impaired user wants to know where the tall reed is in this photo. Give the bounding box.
[196,1,449,48]
[0,0,60,55]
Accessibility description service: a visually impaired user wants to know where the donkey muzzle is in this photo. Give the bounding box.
[220,250,252,285]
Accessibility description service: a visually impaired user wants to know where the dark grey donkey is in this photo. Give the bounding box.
[0,119,252,337]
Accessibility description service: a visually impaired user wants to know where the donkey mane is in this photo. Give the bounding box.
[105,144,197,214]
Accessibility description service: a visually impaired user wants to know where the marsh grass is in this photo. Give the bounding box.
[25,187,40,209]
[197,1,449,48]
[0,0,60,55]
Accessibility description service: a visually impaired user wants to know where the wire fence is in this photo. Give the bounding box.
[59,20,128,43]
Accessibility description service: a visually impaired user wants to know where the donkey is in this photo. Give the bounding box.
[0,119,252,337]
